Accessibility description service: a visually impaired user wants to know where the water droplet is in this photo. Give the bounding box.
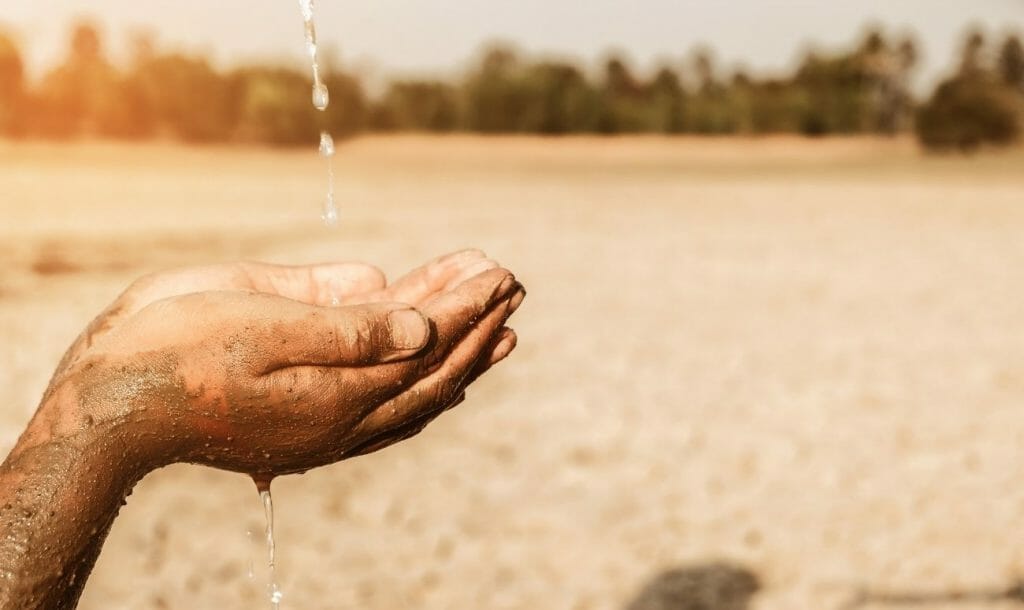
[312,83,329,111]
[303,21,318,59]
[319,132,335,157]
[246,529,255,580]
[259,488,282,609]
[322,195,338,226]
[298,0,338,224]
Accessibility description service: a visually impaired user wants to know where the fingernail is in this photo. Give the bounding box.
[389,309,430,350]
[506,287,526,315]
[462,259,498,279]
[455,248,486,260]
[492,274,516,301]
[491,332,517,362]
[446,249,486,268]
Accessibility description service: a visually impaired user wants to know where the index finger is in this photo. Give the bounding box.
[420,267,518,368]
[356,249,498,307]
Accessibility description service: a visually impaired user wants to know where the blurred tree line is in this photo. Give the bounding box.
[916,30,1024,151]
[0,22,1021,150]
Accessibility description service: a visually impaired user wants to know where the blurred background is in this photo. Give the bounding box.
[2,2,1024,609]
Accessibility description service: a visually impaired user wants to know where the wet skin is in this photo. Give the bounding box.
[0,249,525,609]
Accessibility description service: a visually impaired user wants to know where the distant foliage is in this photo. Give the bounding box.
[916,32,1023,151]
[998,35,1024,90]
[374,81,459,132]
[0,32,25,136]
[916,76,1020,151]
[1,22,1022,147]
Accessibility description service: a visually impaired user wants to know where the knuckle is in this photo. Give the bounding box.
[349,310,378,361]
[432,377,459,407]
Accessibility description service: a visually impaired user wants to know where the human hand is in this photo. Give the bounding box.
[26,251,524,478]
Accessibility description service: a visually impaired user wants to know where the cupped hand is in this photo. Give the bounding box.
[50,249,501,375]
[28,251,524,478]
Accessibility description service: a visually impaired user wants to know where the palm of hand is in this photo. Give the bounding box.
[31,250,521,477]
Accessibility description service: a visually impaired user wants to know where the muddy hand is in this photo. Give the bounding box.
[48,248,499,378]
[23,253,524,476]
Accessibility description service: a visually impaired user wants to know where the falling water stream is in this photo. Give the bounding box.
[254,476,281,609]
[298,0,338,226]
[251,4,341,608]
[261,487,282,609]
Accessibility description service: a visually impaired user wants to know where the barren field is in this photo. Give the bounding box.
[2,136,1024,610]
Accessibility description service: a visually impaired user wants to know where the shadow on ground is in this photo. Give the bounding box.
[624,562,760,610]
[842,581,1024,608]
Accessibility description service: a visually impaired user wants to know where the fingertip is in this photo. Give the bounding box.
[446,259,501,290]
[490,328,518,364]
[386,306,431,354]
[430,249,487,274]
[449,248,487,261]
[491,270,518,300]
[505,285,526,315]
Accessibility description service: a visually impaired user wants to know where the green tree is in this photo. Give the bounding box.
[685,48,737,134]
[92,33,160,139]
[379,81,459,132]
[232,67,318,144]
[648,67,687,133]
[33,22,120,137]
[793,50,872,135]
[916,74,1020,152]
[321,71,368,136]
[959,29,987,76]
[522,62,600,133]
[132,53,234,142]
[463,46,527,133]
[998,34,1024,90]
[597,55,648,133]
[0,32,24,136]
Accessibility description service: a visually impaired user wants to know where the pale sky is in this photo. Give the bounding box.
[2,1,1023,91]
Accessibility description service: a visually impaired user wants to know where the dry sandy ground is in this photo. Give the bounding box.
[2,136,1024,610]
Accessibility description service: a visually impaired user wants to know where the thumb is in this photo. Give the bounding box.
[259,301,431,370]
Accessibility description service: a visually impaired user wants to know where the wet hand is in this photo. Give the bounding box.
[29,251,524,477]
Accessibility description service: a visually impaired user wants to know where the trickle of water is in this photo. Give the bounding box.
[303,22,318,57]
[297,0,326,109]
[312,83,330,112]
[297,0,338,225]
[246,528,255,580]
[254,479,282,609]
[319,131,335,156]
[319,131,338,225]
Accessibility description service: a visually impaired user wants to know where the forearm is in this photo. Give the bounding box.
[0,396,151,609]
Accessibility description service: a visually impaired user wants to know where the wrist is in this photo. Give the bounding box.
[18,380,163,477]
[0,394,153,609]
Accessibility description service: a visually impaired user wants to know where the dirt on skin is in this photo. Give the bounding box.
[1,136,1024,610]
